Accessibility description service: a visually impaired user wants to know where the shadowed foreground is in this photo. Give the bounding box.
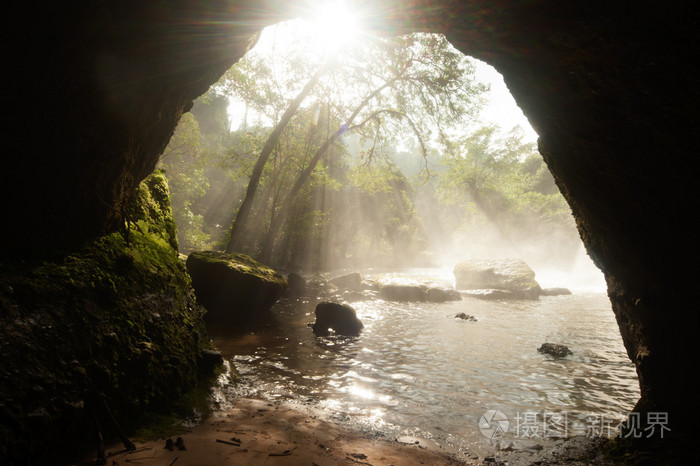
[76,398,470,465]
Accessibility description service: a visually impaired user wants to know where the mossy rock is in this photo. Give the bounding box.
[186,251,287,333]
[127,169,179,251]
[0,173,217,464]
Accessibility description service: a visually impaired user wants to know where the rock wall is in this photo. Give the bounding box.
[0,173,216,463]
[4,0,698,446]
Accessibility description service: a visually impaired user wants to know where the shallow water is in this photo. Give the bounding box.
[210,266,639,458]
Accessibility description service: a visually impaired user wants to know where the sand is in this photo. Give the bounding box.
[75,397,474,465]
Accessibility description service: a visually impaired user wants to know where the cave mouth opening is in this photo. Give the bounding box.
[164,16,583,276]
[160,15,640,456]
[4,2,696,463]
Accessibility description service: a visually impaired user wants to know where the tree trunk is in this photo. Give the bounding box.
[225,61,332,254]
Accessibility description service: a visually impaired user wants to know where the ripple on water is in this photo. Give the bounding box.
[212,269,639,458]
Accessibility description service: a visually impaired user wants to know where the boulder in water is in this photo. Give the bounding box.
[454,259,542,299]
[286,272,306,296]
[537,343,573,358]
[455,313,477,321]
[378,281,461,302]
[329,272,365,292]
[312,301,364,337]
[186,251,287,330]
[380,283,428,301]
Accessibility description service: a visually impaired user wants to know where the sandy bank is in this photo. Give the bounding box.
[74,397,473,465]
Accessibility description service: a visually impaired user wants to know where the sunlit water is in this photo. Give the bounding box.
[210,265,639,459]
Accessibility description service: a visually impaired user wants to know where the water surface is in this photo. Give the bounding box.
[211,266,639,458]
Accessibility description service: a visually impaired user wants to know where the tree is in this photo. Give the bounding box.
[225,60,334,253]
[219,29,488,265]
[435,124,576,259]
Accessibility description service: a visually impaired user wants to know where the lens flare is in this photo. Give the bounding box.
[311,0,360,54]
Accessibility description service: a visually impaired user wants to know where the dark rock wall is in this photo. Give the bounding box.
[0,174,214,463]
[4,0,698,439]
[4,1,275,253]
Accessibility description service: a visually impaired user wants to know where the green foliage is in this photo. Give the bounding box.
[162,21,576,269]
[158,113,212,252]
[433,124,576,257]
[210,26,490,267]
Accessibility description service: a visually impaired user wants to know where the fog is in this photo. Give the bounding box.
[162,21,605,291]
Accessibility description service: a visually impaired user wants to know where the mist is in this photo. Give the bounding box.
[158,22,603,294]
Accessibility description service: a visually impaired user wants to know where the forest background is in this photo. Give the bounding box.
[158,19,579,273]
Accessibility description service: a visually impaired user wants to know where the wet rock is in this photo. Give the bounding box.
[286,272,306,296]
[379,282,461,302]
[380,283,428,301]
[199,349,224,374]
[540,287,572,296]
[538,343,573,358]
[463,289,516,300]
[329,272,364,292]
[305,275,335,298]
[454,259,542,299]
[455,313,477,321]
[312,301,363,337]
[186,251,287,330]
[425,287,462,302]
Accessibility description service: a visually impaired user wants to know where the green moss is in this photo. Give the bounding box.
[127,169,179,251]
[0,173,220,464]
[188,250,287,286]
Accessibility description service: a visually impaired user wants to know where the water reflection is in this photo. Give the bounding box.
[211,269,639,457]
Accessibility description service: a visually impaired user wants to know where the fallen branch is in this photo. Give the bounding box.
[215,439,241,446]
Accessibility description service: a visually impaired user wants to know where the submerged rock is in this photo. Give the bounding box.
[540,287,573,296]
[455,313,477,321]
[538,343,573,358]
[463,289,517,300]
[186,251,287,330]
[378,281,462,302]
[454,259,542,299]
[425,287,462,302]
[312,301,364,337]
[380,283,428,301]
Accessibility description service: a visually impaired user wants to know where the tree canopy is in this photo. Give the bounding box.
[157,20,580,270]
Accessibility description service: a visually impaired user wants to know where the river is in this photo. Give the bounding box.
[209,261,640,460]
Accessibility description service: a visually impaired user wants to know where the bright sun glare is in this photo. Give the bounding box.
[310,0,360,53]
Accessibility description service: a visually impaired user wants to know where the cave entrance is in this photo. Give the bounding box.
[159,15,640,456]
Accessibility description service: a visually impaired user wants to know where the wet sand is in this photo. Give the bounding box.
[76,397,473,465]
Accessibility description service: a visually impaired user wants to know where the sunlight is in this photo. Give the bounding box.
[310,0,361,54]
